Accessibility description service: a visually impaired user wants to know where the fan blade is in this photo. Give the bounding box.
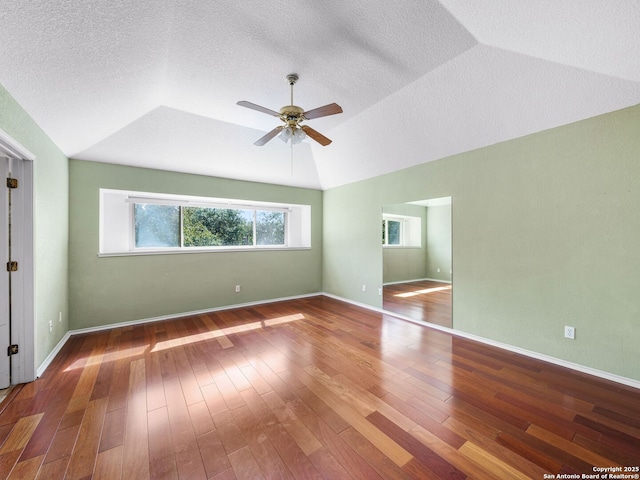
[301,125,332,146]
[237,101,281,117]
[303,103,343,120]
[254,126,283,146]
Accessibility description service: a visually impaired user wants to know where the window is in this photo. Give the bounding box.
[256,210,286,245]
[382,219,402,245]
[100,189,311,255]
[382,214,421,247]
[135,204,180,247]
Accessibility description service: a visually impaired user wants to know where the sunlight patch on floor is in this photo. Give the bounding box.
[394,285,451,298]
[64,345,148,372]
[61,313,305,370]
[151,313,305,353]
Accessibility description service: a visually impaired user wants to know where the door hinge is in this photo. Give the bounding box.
[6,261,18,272]
[7,345,18,356]
[6,178,18,189]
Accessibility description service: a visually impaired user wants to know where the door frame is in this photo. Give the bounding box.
[0,127,35,384]
[0,155,10,387]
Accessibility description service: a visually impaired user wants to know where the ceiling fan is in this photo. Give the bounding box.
[237,74,343,147]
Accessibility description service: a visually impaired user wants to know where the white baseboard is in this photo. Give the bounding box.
[383,277,452,286]
[36,332,71,378]
[69,292,323,337]
[324,293,640,391]
[38,292,639,391]
[36,293,322,376]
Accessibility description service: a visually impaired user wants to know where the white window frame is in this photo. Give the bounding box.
[99,189,311,256]
[382,214,421,248]
[383,218,403,246]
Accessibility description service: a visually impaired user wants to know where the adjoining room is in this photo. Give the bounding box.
[383,197,452,328]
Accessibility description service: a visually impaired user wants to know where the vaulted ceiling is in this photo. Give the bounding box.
[2,1,639,190]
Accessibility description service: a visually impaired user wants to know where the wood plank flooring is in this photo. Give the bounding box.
[383,280,452,328]
[1,295,639,479]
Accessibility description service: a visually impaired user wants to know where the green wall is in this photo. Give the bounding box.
[324,103,640,381]
[0,83,69,369]
[69,160,323,330]
[426,204,452,282]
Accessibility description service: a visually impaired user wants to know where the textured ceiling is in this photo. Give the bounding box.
[1,1,639,190]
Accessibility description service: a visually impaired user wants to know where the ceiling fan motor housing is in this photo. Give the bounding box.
[279,105,304,126]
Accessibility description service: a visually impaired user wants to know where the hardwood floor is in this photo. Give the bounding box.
[383,280,452,328]
[0,295,638,479]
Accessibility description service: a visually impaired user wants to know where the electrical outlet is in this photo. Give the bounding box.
[564,325,575,340]
[235,285,241,293]
[49,320,53,333]
[437,268,440,273]
[378,287,382,296]
[361,284,366,292]
[59,311,62,323]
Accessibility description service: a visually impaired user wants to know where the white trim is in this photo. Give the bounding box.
[37,292,322,375]
[0,158,10,388]
[61,293,321,337]
[126,195,291,213]
[36,331,71,378]
[0,129,36,385]
[382,213,422,247]
[9,160,35,384]
[38,291,640,391]
[323,293,640,391]
[97,246,311,258]
[383,277,452,286]
[0,127,36,161]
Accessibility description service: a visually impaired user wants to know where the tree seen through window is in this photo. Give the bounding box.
[134,203,286,248]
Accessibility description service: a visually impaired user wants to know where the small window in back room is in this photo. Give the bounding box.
[383,219,402,245]
[382,214,421,247]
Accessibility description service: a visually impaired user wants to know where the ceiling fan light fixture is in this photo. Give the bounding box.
[279,126,293,142]
[292,127,306,144]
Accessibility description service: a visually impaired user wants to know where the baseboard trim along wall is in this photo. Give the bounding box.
[323,293,640,391]
[37,332,72,378]
[36,292,321,378]
[38,292,639,391]
[383,277,452,286]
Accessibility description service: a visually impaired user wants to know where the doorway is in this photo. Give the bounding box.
[0,130,35,387]
[382,197,452,328]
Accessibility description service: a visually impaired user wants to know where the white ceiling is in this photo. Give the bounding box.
[1,1,639,190]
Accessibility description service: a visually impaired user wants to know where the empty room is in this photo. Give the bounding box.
[1,1,639,479]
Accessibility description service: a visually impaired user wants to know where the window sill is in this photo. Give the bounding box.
[98,246,312,257]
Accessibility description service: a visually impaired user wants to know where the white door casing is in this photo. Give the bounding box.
[0,156,9,388]
[0,128,35,385]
